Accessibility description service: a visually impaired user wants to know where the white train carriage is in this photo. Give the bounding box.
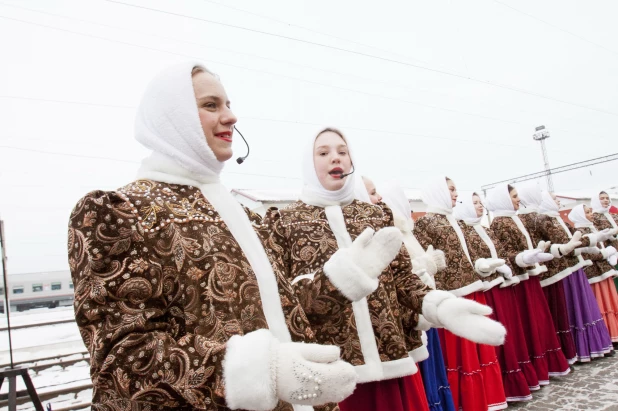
[0,270,74,312]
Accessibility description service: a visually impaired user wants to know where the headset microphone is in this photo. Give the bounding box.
[235,126,250,164]
[339,164,355,179]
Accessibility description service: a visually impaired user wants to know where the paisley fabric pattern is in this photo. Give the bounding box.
[458,223,503,284]
[263,200,429,367]
[518,213,574,283]
[592,213,618,249]
[490,217,531,277]
[570,226,616,282]
[68,180,334,411]
[413,213,478,292]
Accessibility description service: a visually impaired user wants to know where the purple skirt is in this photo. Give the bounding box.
[562,269,613,361]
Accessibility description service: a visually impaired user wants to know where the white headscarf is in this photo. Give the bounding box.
[381,182,425,257]
[421,177,472,264]
[453,193,481,225]
[517,181,542,214]
[591,190,618,230]
[485,184,516,216]
[354,175,372,204]
[568,205,594,229]
[486,184,535,250]
[134,62,292,345]
[300,130,357,207]
[538,191,560,217]
[135,62,223,181]
[591,190,610,213]
[455,193,498,259]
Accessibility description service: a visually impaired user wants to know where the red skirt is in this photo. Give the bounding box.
[513,277,570,384]
[438,292,507,411]
[591,278,618,343]
[338,373,429,411]
[542,281,578,363]
[484,285,535,401]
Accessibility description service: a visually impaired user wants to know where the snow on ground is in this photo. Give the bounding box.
[0,307,83,364]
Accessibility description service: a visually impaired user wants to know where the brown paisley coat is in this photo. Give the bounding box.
[67,180,336,411]
[518,212,592,286]
[489,216,536,280]
[263,200,429,383]
[570,226,617,284]
[413,213,484,296]
[458,222,505,289]
[592,213,618,249]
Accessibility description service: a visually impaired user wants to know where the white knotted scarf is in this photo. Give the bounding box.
[454,194,498,259]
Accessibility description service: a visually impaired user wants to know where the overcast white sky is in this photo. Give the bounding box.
[1,0,617,273]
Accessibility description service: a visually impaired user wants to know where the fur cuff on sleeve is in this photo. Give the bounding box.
[224,329,277,411]
[324,257,379,302]
[575,247,600,256]
[415,314,433,331]
[584,233,599,246]
[515,252,528,268]
[550,244,563,258]
[421,290,455,326]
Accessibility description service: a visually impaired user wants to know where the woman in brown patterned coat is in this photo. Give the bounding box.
[591,190,618,290]
[485,184,570,387]
[569,204,618,343]
[515,183,579,364]
[264,129,505,411]
[536,191,613,361]
[454,193,538,403]
[413,177,507,411]
[67,62,358,411]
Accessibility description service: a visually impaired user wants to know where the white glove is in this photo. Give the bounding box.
[273,341,357,405]
[426,245,447,270]
[411,255,437,277]
[495,264,513,280]
[516,249,554,267]
[610,254,618,266]
[537,241,551,252]
[550,231,582,258]
[574,247,600,256]
[587,229,615,245]
[422,290,506,346]
[225,330,357,410]
[415,314,433,331]
[324,227,403,301]
[474,258,505,277]
[414,269,436,289]
[601,246,617,259]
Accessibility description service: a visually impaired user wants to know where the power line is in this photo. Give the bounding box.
[0,95,597,155]
[0,94,562,150]
[1,12,615,142]
[101,0,618,117]
[199,0,440,69]
[0,145,301,180]
[493,0,618,58]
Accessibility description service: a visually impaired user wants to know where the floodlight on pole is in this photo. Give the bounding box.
[533,125,554,192]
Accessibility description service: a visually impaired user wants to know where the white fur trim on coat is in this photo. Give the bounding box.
[448,279,485,297]
[501,276,521,287]
[409,344,430,363]
[355,357,418,383]
[224,330,277,411]
[588,269,618,285]
[527,265,548,277]
[483,276,505,291]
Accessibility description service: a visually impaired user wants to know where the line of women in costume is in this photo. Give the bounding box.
[68,61,618,411]
[356,175,618,410]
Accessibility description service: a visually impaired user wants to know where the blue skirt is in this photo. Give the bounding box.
[419,328,456,411]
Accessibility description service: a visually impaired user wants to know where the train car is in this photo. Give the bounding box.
[0,270,74,312]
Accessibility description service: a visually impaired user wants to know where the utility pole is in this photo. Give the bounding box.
[533,125,554,192]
